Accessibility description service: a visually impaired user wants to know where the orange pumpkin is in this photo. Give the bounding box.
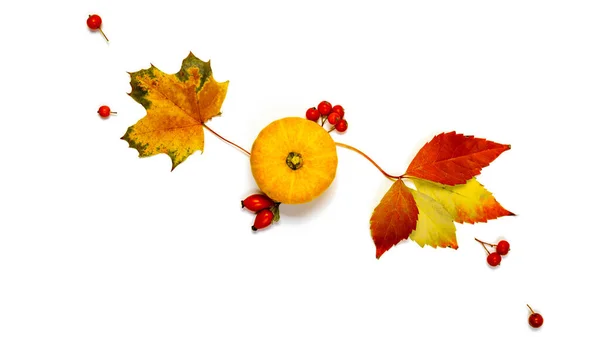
[250,117,338,204]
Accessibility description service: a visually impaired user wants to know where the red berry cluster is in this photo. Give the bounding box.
[305,101,348,132]
[241,194,281,231]
[475,238,510,267]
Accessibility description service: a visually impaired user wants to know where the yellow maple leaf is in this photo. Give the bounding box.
[411,177,514,224]
[121,52,229,170]
[408,189,458,249]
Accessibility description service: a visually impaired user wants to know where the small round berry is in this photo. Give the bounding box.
[317,101,332,116]
[528,313,543,328]
[98,105,111,118]
[87,14,102,30]
[327,112,341,125]
[486,252,502,266]
[331,104,345,118]
[496,240,510,255]
[305,107,320,122]
[87,14,109,41]
[335,119,348,132]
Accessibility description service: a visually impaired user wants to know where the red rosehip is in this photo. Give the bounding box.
[241,194,275,212]
[252,209,274,231]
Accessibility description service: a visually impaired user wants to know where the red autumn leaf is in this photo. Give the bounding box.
[405,132,510,186]
[370,179,419,259]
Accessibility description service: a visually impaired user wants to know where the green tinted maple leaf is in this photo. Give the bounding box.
[122,52,229,170]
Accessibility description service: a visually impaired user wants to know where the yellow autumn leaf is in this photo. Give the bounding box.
[121,52,229,170]
[411,177,514,224]
[408,189,458,249]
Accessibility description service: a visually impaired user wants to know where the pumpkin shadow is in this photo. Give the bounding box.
[278,178,338,221]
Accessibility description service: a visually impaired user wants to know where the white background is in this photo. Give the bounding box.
[1,0,598,336]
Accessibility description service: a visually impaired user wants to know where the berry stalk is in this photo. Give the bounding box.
[475,237,492,254]
[474,237,496,248]
[527,304,535,314]
[98,27,109,42]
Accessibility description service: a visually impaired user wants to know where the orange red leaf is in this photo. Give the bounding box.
[405,132,510,186]
[370,179,419,259]
[121,52,229,170]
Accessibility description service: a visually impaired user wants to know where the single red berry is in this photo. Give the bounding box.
[335,119,348,132]
[331,104,345,118]
[97,105,113,118]
[529,313,543,328]
[241,194,275,212]
[486,252,502,266]
[87,14,109,42]
[87,14,102,29]
[317,101,332,116]
[327,112,341,125]
[252,209,274,231]
[496,240,510,255]
[527,305,543,328]
[305,107,320,122]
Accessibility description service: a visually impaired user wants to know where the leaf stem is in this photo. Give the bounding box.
[202,124,250,157]
[335,142,402,181]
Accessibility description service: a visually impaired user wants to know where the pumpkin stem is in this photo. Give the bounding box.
[286,152,303,170]
[203,124,251,156]
[335,142,401,181]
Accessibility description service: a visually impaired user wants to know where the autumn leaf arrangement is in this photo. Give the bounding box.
[87,9,543,326]
[112,52,516,260]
